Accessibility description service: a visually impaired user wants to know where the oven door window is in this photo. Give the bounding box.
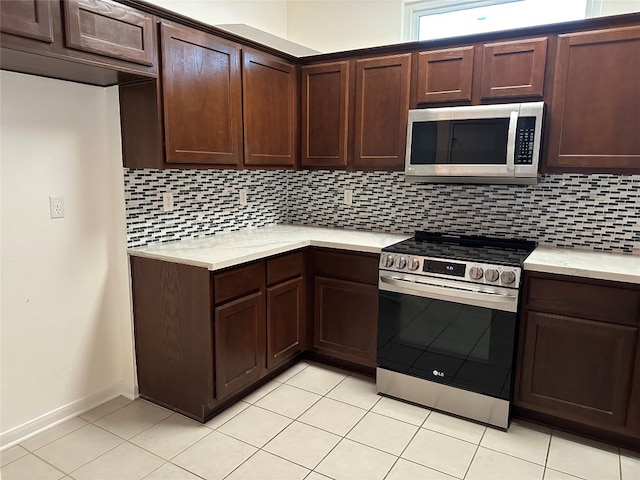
[409,118,509,165]
[378,290,516,400]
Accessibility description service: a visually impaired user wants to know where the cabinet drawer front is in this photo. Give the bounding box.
[267,251,304,286]
[525,275,640,326]
[314,249,379,285]
[64,0,155,66]
[0,0,54,42]
[214,261,264,305]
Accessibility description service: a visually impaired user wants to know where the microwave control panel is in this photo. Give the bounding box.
[515,117,537,165]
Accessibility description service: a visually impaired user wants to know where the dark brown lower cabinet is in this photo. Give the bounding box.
[514,272,640,447]
[312,249,379,368]
[215,291,265,400]
[267,277,305,370]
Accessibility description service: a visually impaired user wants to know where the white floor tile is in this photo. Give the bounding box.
[544,468,586,480]
[466,447,544,480]
[129,414,211,460]
[285,364,347,395]
[255,384,322,419]
[547,433,620,480]
[225,450,309,480]
[204,401,250,430]
[218,405,292,448]
[371,396,430,426]
[143,462,202,480]
[94,400,172,440]
[297,398,366,436]
[0,453,65,480]
[70,442,164,480]
[241,381,281,404]
[1,445,29,467]
[304,472,332,480]
[346,412,418,455]
[21,417,88,451]
[172,430,256,480]
[401,428,477,479]
[386,458,458,480]
[480,420,551,465]
[80,396,132,422]
[422,411,486,445]
[33,424,123,473]
[273,362,311,383]
[621,450,640,480]
[315,438,396,480]
[264,421,341,470]
[326,375,380,410]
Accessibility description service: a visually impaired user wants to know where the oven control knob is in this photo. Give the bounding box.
[469,266,484,280]
[382,254,394,268]
[501,270,516,285]
[485,269,499,282]
[396,257,407,269]
[408,258,420,271]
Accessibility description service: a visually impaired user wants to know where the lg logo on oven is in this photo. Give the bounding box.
[432,370,445,377]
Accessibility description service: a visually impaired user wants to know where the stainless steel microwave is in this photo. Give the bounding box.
[405,102,544,184]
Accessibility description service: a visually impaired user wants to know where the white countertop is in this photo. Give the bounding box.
[524,247,640,284]
[128,224,410,271]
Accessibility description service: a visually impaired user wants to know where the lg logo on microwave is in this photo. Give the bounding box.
[432,370,445,378]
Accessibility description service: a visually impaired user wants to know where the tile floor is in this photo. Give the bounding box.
[2,361,639,480]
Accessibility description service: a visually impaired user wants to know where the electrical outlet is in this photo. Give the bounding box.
[239,188,248,206]
[162,191,174,212]
[49,196,64,219]
[344,189,353,205]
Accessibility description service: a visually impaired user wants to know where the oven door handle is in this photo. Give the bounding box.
[379,275,518,312]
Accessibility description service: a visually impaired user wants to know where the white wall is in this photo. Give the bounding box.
[0,72,135,445]
[287,1,403,52]
[144,0,289,38]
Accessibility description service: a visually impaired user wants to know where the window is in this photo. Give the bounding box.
[404,0,590,41]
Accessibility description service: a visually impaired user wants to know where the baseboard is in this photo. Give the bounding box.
[0,382,138,451]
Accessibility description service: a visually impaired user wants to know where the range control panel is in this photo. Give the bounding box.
[379,253,522,288]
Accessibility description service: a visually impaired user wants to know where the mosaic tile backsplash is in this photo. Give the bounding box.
[124,169,640,254]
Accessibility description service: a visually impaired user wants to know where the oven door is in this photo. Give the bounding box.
[377,271,519,401]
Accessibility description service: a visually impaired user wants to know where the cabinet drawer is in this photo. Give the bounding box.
[214,261,264,305]
[314,249,379,285]
[525,274,640,326]
[267,251,304,286]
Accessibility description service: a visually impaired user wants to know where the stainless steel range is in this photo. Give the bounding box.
[376,232,535,429]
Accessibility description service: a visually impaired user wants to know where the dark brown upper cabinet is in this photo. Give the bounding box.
[0,0,54,43]
[353,53,411,169]
[546,25,640,173]
[242,50,298,167]
[63,0,155,66]
[161,22,243,166]
[480,37,547,99]
[300,61,350,168]
[416,46,474,103]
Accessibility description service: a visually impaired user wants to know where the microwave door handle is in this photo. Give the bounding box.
[506,111,518,174]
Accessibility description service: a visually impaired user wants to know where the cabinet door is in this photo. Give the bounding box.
[161,23,243,166]
[215,291,265,400]
[480,37,547,99]
[64,0,155,65]
[416,46,474,104]
[243,51,297,167]
[547,25,640,173]
[267,277,305,370]
[516,310,637,430]
[0,0,53,42]
[301,61,349,168]
[314,276,378,367]
[353,54,411,169]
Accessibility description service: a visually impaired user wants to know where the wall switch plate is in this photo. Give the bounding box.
[49,196,64,219]
[162,191,174,212]
[239,188,248,206]
[344,189,353,205]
